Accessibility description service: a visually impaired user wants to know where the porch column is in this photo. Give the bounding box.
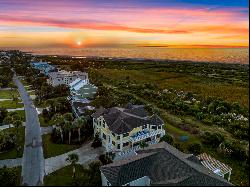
[228,171,231,181]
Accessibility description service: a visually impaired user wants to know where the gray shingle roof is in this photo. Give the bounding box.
[100,142,232,186]
[91,103,164,134]
[149,114,164,126]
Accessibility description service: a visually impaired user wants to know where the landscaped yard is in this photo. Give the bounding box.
[44,164,84,186]
[44,162,101,186]
[0,100,23,109]
[42,134,82,158]
[0,89,19,99]
[0,127,25,160]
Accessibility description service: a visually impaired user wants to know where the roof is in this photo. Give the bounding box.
[69,78,82,87]
[91,104,164,134]
[48,70,88,79]
[197,153,232,176]
[149,114,164,126]
[101,142,232,186]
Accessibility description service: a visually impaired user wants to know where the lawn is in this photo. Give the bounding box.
[0,100,23,109]
[0,89,19,99]
[42,134,81,158]
[44,164,84,186]
[0,127,25,160]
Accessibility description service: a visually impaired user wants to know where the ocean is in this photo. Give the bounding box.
[5,47,250,64]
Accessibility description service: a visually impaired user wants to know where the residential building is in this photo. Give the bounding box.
[91,103,165,153]
[69,78,97,100]
[30,61,57,76]
[71,100,95,117]
[100,142,232,186]
[67,78,97,117]
[47,70,88,87]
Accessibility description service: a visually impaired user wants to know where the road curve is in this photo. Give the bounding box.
[13,74,45,186]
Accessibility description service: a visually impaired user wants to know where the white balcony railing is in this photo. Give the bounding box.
[114,140,158,161]
[129,129,165,143]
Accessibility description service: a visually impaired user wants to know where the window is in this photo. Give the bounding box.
[102,122,105,128]
[103,133,106,139]
[112,141,115,145]
[117,144,120,149]
[117,135,120,140]
[151,125,157,130]
[123,142,129,147]
[123,132,129,137]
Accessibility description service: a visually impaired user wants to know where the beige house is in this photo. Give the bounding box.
[91,103,165,153]
[47,70,88,87]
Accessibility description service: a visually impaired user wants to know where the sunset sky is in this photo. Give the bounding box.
[0,0,249,49]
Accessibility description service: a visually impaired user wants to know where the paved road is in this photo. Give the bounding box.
[13,74,45,186]
[0,158,22,168]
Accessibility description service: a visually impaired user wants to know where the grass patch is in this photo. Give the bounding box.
[0,127,25,160]
[42,134,81,158]
[44,164,84,186]
[0,90,19,99]
[0,100,23,109]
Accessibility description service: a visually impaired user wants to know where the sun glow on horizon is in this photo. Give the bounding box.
[76,41,82,46]
[0,0,248,48]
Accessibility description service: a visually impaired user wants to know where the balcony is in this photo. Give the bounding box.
[129,129,165,143]
[114,140,158,161]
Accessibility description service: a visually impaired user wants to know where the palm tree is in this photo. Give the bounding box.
[52,114,64,142]
[63,113,74,122]
[13,120,22,156]
[46,99,56,112]
[64,121,73,144]
[139,141,148,149]
[66,153,79,179]
[74,117,87,142]
[13,120,22,138]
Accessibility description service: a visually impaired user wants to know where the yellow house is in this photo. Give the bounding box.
[91,103,165,153]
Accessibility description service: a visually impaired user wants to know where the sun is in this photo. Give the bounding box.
[76,41,82,46]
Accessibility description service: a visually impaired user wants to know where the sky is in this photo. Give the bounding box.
[0,0,249,49]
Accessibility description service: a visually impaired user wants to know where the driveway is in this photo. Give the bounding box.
[45,142,104,175]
